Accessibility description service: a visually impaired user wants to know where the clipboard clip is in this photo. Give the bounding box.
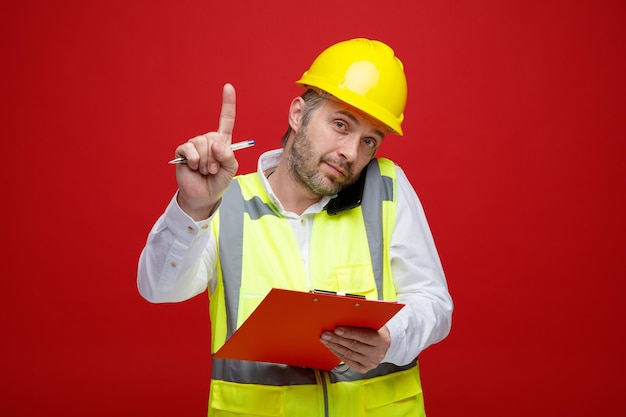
[311,289,366,300]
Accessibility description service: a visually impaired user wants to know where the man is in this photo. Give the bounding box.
[138,38,452,416]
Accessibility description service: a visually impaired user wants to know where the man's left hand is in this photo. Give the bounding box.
[320,326,391,373]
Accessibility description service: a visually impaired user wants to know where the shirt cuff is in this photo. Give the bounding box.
[163,192,214,245]
[382,314,409,365]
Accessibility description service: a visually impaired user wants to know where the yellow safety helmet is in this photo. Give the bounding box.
[296,38,407,135]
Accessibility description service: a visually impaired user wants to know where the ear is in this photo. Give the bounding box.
[288,96,305,132]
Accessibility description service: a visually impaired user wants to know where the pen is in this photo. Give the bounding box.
[168,140,256,164]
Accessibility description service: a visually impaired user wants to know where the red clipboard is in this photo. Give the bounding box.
[213,288,404,370]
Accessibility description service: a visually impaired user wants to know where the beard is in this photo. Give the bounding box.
[287,127,357,196]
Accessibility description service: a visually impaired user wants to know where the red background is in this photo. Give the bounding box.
[2,1,625,415]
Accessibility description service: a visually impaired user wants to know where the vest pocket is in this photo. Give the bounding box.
[211,379,283,416]
[362,369,424,417]
[333,264,377,298]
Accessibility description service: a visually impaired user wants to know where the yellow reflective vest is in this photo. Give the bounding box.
[208,158,425,417]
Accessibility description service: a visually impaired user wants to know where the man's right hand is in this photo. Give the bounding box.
[173,83,239,221]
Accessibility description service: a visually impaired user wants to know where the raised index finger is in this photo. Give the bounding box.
[217,83,236,142]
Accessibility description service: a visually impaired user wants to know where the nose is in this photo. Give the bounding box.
[338,134,360,162]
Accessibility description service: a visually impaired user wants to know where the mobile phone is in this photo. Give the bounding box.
[325,169,367,215]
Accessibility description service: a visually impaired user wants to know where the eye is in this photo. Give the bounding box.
[363,137,378,148]
[333,120,348,131]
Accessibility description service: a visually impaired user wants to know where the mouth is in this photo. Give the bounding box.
[323,161,348,179]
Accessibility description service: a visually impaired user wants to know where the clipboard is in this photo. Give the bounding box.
[213,288,404,370]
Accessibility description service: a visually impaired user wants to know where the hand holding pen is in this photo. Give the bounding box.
[172,83,254,221]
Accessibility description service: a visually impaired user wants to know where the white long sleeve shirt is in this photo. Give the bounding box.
[138,149,453,365]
